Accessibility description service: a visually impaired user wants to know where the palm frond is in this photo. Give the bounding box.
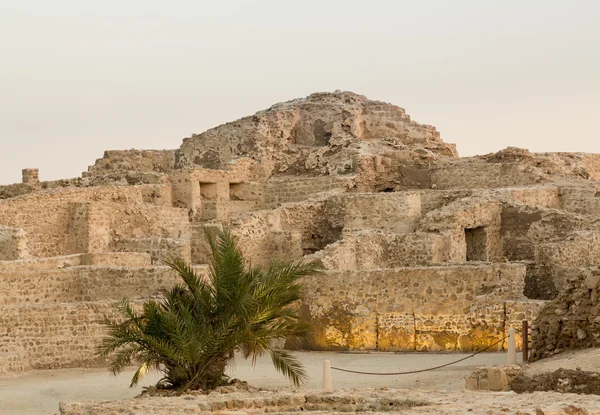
[270,349,308,387]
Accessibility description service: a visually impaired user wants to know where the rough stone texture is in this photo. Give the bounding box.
[301,264,528,351]
[512,368,600,395]
[0,227,28,260]
[175,91,457,180]
[530,270,600,361]
[2,91,600,375]
[58,388,600,415]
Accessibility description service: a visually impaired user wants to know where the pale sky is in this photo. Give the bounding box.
[1,1,599,185]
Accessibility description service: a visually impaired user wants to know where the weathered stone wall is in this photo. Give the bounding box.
[0,227,28,260]
[262,176,351,208]
[228,210,306,267]
[0,264,182,305]
[500,204,590,262]
[325,192,421,235]
[0,183,38,200]
[531,271,600,361]
[111,237,192,264]
[431,161,545,189]
[0,301,135,371]
[307,231,458,271]
[0,187,145,257]
[536,231,600,269]
[87,149,176,176]
[559,186,600,216]
[419,198,503,262]
[301,263,527,352]
[0,265,209,373]
[176,91,457,180]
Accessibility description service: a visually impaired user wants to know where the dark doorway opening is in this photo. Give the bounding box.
[465,227,487,261]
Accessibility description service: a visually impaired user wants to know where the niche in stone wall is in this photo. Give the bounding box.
[199,183,218,200]
[465,227,488,261]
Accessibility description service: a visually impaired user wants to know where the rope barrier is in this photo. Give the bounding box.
[330,335,509,376]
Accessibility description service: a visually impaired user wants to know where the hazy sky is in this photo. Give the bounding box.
[1,1,599,185]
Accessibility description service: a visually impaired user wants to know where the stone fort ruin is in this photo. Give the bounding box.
[2,91,600,375]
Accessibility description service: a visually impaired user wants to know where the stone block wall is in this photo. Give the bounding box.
[0,183,37,200]
[229,200,333,266]
[87,149,176,176]
[495,186,561,209]
[559,187,600,216]
[140,184,173,206]
[420,198,503,262]
[504,300,548,350]
[531,274,600,361]
[431,162,545,189]
[0,254,83,272]
[0,265,191,305]
[112,237,192,264]
[0,187,145,257]
[0,227,28,260]
[325,192,421,235]
[301,263,527,352]
[501,203,592,261]
[307,231,458,271]
[0,265,210,373]
[536,231,600,268]
[0,301,135,371]
[262,177,350,208]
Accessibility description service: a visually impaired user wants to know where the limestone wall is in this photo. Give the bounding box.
[111,237,192,264]
[228,210,305,267]
[419,198,503,262]
[0,254,83,272]
[325,192,421,235]
[500,204,589,262]
[0,301,135,371]
[301,263,527,352]
[262,177,350,208]
[0,183,37,200]
[431,162,545,189]
[559,187,600,216]
[0,264,184,305]
[0,227,28,260]
[87,149,176,176]
[531,273,600,361]
[176,92,456,181]
[307,231,458,271]
[0,264,210,373]
[0,187,145,257]
[536,231,600,269]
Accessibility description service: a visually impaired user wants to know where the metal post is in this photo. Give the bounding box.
[507,328,517,365]
[522,320,529,363]
[323,359,332,390]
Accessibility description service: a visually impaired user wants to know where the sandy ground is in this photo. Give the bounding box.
[524,347,600,375]
[0,351,516,415]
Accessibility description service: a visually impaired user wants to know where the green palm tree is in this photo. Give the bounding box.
[97,227,320,391]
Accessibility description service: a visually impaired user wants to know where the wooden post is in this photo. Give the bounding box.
[522,320,529,363]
